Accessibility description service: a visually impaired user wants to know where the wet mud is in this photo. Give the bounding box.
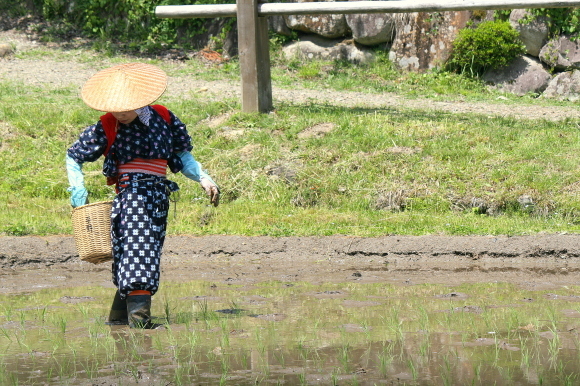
[2,234,580,294]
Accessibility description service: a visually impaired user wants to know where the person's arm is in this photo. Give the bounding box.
[177,151,220,207]
[66,123,108,207]
[66,155,88,208]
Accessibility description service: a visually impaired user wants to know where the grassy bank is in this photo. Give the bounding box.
[1,44,580,237]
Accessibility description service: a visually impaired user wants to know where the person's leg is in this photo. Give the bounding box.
[113,175,171,328]
[106,290,128,325]
[126,290,160,328]
[108,196,128,325]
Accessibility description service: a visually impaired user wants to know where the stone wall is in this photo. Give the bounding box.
[272,4,580,100]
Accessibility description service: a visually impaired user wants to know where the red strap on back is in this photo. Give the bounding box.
[151,104,171,124]
[100,113,118,156]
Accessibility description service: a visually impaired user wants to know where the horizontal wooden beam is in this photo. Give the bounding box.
[156,0,580,19]
[156,4,237,18]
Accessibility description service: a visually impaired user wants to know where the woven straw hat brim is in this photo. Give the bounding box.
[81,63,167,112]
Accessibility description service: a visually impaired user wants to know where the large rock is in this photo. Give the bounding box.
[542,70,580,101]
[283,34,375,64]
[285,0,349,39]
[483,55,552,96]
[539,35,580,71]
[388,11,471,71]
[0,43,13,58]
[269,15,294,37]
[509,9,549,57]
[345,10,395,46]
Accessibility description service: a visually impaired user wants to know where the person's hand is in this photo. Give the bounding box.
[200,178,220,207]
[70,186,88,208]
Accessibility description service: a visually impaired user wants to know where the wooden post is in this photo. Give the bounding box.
[237,0,273,113]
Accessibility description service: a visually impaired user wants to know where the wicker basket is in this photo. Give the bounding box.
[71,201,113,264]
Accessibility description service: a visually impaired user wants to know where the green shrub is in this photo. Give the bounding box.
[0,0,235,52]
[447,20,526,77]
[528,8,580,38]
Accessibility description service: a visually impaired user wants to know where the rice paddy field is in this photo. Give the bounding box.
[2,234,580,385]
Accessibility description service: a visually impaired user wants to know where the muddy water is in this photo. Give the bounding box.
[2,281,580,385]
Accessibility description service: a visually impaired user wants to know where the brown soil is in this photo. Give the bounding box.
[2,234,580,295]
[2,29,580,295]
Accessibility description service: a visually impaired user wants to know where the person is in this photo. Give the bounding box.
[66,63,220,329]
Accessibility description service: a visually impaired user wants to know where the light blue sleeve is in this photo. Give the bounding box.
[66,155,88,207]
[177,151,219,188]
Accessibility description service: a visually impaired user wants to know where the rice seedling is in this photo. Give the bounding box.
[384,309,404,343]
[497,364,515,383]
[407,358,418,381]
[52,315,67,334]
[76,304,90,320]
[417,305,430,333]
[1,304,14,322]
[339,343,351,373]
[163,297,174,324]
[547,327,562,364]
[331,369,340,385]
[220,354,230,380]
[520,339,532,368]
[196,299,219,326]
[0,327,11,342]
[219,372,229,385]
[220,319,230,348]
[36,307,47,323]
[471,362,482,384]
[377,343,394,377]
[440,352,455,384]
[0,360,6,383]
[418,335,431,359]
[298,371,306,385]
[79,358,98,380]
[18,310,29,329]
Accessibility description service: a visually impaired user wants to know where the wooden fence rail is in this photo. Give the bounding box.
[155,0,580,112]
[157,0,580,18]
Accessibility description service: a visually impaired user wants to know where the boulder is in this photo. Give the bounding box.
[0,43,14,58]
[542,70,580,101]
[269,15,293,37]
[539,35,580,71]
[285,0,349,39]
[388,11,471,71]
[283,35,375,64]
[482,55,552,96]
[345,8,395,46]
[509,9,549,57]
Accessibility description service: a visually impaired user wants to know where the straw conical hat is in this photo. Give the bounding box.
[81,63,167,112]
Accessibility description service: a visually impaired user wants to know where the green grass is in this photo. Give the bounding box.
[2,43,580,237]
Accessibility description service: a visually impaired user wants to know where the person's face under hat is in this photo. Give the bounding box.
[112,110,138,125]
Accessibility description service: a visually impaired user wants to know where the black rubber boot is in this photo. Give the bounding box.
[126,294,162,329]
[106,290,128,325]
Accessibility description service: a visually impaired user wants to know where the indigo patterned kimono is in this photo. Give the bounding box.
[67,106,192,298]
